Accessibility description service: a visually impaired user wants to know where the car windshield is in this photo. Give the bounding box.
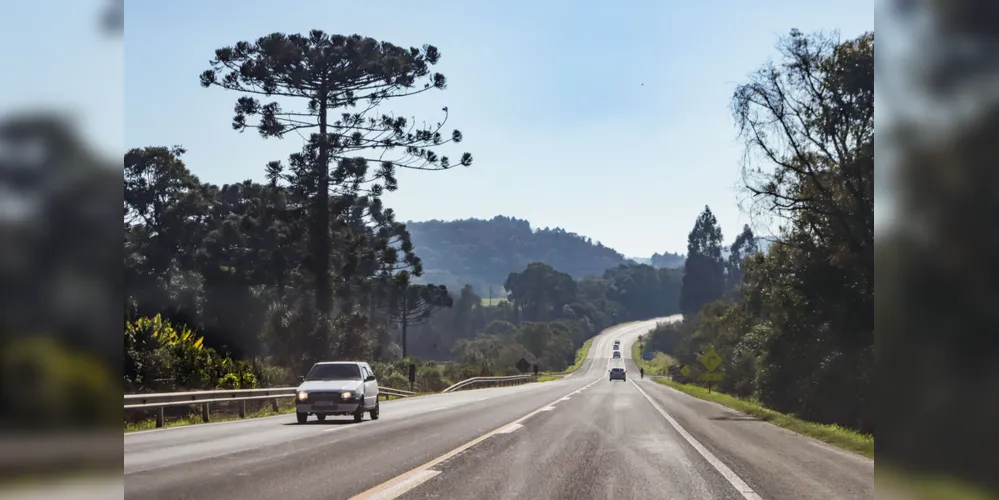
[305,363,361,381]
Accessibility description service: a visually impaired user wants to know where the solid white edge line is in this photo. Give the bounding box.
[363,470,441,500]
[496,423,523,434]
[629,380,764,500]
[348,378,600,500]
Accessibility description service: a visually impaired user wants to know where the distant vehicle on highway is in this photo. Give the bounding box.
[609,367,627,381]
[294,361,380,424]
[613,340,620,348]
[612,350,621,359]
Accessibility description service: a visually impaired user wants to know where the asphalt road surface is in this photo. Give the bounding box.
[114,316,872,500]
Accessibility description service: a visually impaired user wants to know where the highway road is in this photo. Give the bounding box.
[119,316,873,500]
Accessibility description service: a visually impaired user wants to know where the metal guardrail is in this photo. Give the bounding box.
[441,374,537,393]
[124,385,416,428]
[125,373,538,429]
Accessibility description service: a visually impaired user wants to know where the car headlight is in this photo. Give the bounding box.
[296,391,308,401]
[341,391,361,400]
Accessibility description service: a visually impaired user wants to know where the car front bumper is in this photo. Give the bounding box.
[296,402,363,414]
[609,375,626,380]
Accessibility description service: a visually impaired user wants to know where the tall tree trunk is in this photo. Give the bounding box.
[315,93,332,316]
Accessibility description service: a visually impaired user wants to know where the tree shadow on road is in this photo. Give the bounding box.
[708,414,761,422]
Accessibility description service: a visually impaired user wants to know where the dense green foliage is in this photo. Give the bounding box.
[646,30,874,436]
[124,314,267,392]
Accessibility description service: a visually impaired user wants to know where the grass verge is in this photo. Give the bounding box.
[631,342,676,375]
[651,377,874,458]
[536,375,559,382]
[630,337,873,458]
[564,337,594,374]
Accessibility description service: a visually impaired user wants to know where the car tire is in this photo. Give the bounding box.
[296,412,308,424]
[370,400,380,420]
[315,414,326,422]
[353,406,364,423]
[623,377,627,382]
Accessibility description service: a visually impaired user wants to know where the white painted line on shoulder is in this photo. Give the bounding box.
[538,405,556,412]
[427,406,448,412]
[361,469,441,500]
[496,423,523,434]
[629,380,764,500]
[349,378,600,500]
[322,425,352,433]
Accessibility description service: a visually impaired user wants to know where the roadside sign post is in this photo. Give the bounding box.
[698,346,724,393]
[408,363,416,392]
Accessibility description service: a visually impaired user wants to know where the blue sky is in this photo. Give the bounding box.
[124,0,872,256]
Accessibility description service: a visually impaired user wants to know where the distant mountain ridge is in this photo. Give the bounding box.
[405,215,772,294]
[406,216,627,294]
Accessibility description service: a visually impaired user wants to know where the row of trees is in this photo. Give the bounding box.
[407,262,682,368]
[646,30,874,435]
[124,29,685,393]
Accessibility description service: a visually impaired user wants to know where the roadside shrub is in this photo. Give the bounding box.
[416,366,450,392]
[381,372,409,391]
[124,314,257,392]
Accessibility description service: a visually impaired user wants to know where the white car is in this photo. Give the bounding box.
[294,361,380,424]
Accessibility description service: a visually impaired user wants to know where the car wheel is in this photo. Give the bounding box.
[296,412,308,424]
[623,377,627,382]
[353,406,364,422]
[316,414,326,422]
[370,400,380,420]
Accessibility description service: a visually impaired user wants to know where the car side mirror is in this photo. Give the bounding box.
[365,375,376,382]
[298,375,305,382]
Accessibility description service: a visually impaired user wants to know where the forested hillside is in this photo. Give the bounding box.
[406,216,628,293]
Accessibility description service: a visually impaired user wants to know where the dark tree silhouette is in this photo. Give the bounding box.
[392,282,453,358]
[199,31,472,317]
